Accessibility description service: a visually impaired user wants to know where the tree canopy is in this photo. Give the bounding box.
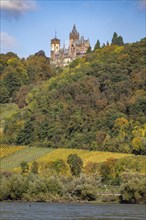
[1,38,146,155]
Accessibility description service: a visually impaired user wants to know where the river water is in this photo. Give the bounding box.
[0,202,145,220]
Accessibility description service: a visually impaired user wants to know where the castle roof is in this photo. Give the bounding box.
[51,37,60,41]
[71,24,78,35]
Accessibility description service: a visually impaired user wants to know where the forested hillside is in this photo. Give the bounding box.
[0,38,146,155]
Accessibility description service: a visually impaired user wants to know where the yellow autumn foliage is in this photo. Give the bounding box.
[37,148,131,167]
[0,145,25,158]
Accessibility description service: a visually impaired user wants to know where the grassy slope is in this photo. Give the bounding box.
[1,147,145,174]
[0,147,53,171]
[0,145,25,158]
[37,148,131,166]
[1,147,131,171]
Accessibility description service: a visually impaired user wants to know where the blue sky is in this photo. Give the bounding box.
[1,0,146,58]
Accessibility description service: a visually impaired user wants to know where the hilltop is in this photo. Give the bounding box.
[0,38,146,155]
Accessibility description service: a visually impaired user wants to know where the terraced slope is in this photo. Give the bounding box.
[0,147,53,171]
[37,148,131,166]
[1,147,145,175]
[0,145,25,158]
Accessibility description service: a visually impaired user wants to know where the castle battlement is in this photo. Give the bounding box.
[50,25,90,66]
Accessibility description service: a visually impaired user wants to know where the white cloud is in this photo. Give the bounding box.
[0,32,17,52]
[1,0,37,18]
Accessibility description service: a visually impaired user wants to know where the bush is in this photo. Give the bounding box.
[67,154,83,176]
[120,172,146,203]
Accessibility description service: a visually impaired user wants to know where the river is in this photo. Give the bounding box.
[0,202,145,220]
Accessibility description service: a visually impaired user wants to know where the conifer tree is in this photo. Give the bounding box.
[94,40,100,50]
[86,46,92,53]
[106,41,109,46]
[111,32,118,45]
[111,32,124,46]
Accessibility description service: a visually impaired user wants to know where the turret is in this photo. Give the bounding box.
[51,36,60,60]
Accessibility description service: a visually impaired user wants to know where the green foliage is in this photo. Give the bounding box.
[86,46,92,53]
[0,51,52,104]
[49,159,67,174]
[69,57,80,68]
[20,161,29,174]
[131,124,146,155]
[25,51,52,83]
[1,38,146,155]
[1,57,29,101]
[94,40,100,50]
[30,161,39,174]
[15,85,31,108]
[120,172,146,203]
[111,32,124,46]
[99,158,117,183]
[0,170,145,203]
[16,119,34,145]
[0,86,10,103]
[67,154,83,176]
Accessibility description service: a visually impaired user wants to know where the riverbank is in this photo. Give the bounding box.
[1,171,145,204]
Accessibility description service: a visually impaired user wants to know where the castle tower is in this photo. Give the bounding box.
[51,34,60,60]
[69,25,79,58]
[69,24,79,41]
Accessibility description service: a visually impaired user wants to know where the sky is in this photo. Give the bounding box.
[1,0,146,58]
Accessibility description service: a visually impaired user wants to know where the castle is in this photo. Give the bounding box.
[50,25,90,66]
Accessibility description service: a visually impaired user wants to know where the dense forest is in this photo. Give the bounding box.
[0,36,146,203]
[0,38,146,155]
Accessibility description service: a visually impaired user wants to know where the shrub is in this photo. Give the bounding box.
[67,154,83,176]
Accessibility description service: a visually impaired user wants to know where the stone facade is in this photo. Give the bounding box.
[50,25,90,66]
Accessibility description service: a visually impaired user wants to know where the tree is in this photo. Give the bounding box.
[99,158,116,183]
[15,85,30,108]
[120,172,146,203]
[20,161,29,174]
[131,124,146,155]
[111,32,124,46]
[67,154,83,176]
[25,52,51,83]
[31,161,39,174]
[0,86,10,103]
[102,43,106,48]
[106,41,110,46]
[16,120,34,145]
[94,40,100,50]
[86,46,92,53]
[1,59,29,100]
[49,159,67,174]
[117,36,124,46]
[111,32,118,45]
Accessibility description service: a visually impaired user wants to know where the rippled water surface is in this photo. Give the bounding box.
[0,202,145,220]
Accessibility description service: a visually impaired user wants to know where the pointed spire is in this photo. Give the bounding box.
[72,24,77,34]
[55,30,57,38]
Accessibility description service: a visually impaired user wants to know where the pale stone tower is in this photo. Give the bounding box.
[51,33,60,60]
